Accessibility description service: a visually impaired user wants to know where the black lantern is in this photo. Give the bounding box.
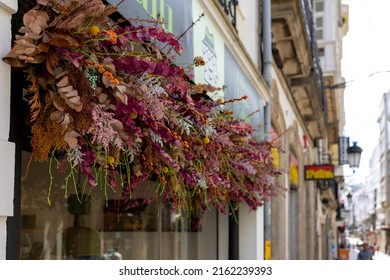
[347,141,363,170]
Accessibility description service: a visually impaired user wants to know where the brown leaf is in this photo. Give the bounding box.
[114,90,128,105]
[48,33,82,48]
[50,111,64,123]
[36,71,56,90]
[54,69,66,79]
[64,131,79,149]
[56,76,69,87]
[64,90,78,98]
[29,22,42,35]
[102,75,111,88]
[95,87,103,95]
[24,47,36,55]
[23,10,49,34]
[98,93,108,103]
[68,96,80,104]
[36,12,49,25]
[28,53,46,64]
[27,74,41,122]
[36,43,50,54]
[18,27,29,33]
[132,164,143,177]
[37,0,49,5]
[112,120,123,131]
[102,62,115,73]
[52,100,64,112]
[61,113,72,127]
[115,85,127,94]
[140,84,148,92]
[15,39,28,46]
[23,12,36,28]
[73,103,83,112]
[46,59,54,76]
[107,104,116,111]
[2,45,28,67]
[58,85,73,93]
[2,57,27,67]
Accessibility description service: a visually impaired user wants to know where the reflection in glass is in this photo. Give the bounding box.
[20,151,217,260]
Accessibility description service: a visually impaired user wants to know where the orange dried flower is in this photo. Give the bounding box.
[102,29,117,44]
[193,56,205,67]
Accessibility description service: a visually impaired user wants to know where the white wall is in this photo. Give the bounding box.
[236,0,260,69]
[239,204,264,259]
[0,0,17,259]
[273,68,306,147]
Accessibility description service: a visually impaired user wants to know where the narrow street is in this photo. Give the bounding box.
[347,237,390,260]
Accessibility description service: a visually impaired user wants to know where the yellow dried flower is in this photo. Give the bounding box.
[89,25,100,36]
[108,155,115,166]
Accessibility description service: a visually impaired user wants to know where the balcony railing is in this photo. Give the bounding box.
[300,0,327,120]
[218,0,239,29]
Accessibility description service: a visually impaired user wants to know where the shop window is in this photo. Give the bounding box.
[13,0,218,260]
[20,151,218,259]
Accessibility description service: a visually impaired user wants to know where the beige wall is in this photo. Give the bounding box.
[269,71,319,259]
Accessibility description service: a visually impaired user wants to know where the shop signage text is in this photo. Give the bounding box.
[304,164,334,180]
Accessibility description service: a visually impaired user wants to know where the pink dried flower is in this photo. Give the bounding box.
[87,104,118,150]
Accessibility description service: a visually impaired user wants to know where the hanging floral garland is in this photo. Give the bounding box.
[4,0,283,224]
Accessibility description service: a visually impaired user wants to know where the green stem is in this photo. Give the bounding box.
[47,151,55,206]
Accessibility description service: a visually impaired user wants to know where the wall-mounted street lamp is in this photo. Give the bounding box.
[347,141,363,172]
[339,137,363,172]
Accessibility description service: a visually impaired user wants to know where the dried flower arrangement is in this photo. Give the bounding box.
[4,0,283,226]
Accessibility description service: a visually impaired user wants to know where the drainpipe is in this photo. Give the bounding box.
[262,0,272,260]
[262,0,272,89]
[264,101,272,260]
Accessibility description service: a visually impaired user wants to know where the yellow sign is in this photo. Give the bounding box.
[271,148,280,168]
[304,165,335,180]
[289,155,299,186]
[265,241,271,260]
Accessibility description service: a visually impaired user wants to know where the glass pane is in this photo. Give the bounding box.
[316,17,323,28]
[20,151,217,260]
[315,29,323,40]
[318,47,325,57]
[315,1,324,12]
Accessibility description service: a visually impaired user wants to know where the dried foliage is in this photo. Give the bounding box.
[3,0,284,227]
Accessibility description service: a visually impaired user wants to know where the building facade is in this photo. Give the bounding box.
[270,0,348,259]
[348,91,390,253]
[376,91,390,252]
[313,0,349,260]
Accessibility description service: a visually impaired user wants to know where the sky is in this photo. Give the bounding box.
[341,0,390,184]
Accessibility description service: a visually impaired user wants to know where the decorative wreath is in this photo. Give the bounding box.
[4,0,283,227]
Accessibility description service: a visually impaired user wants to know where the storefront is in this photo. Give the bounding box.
[19,150,220,259]
[7,0,268,260]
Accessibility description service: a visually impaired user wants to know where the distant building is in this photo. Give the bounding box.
[377,91,390,252]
